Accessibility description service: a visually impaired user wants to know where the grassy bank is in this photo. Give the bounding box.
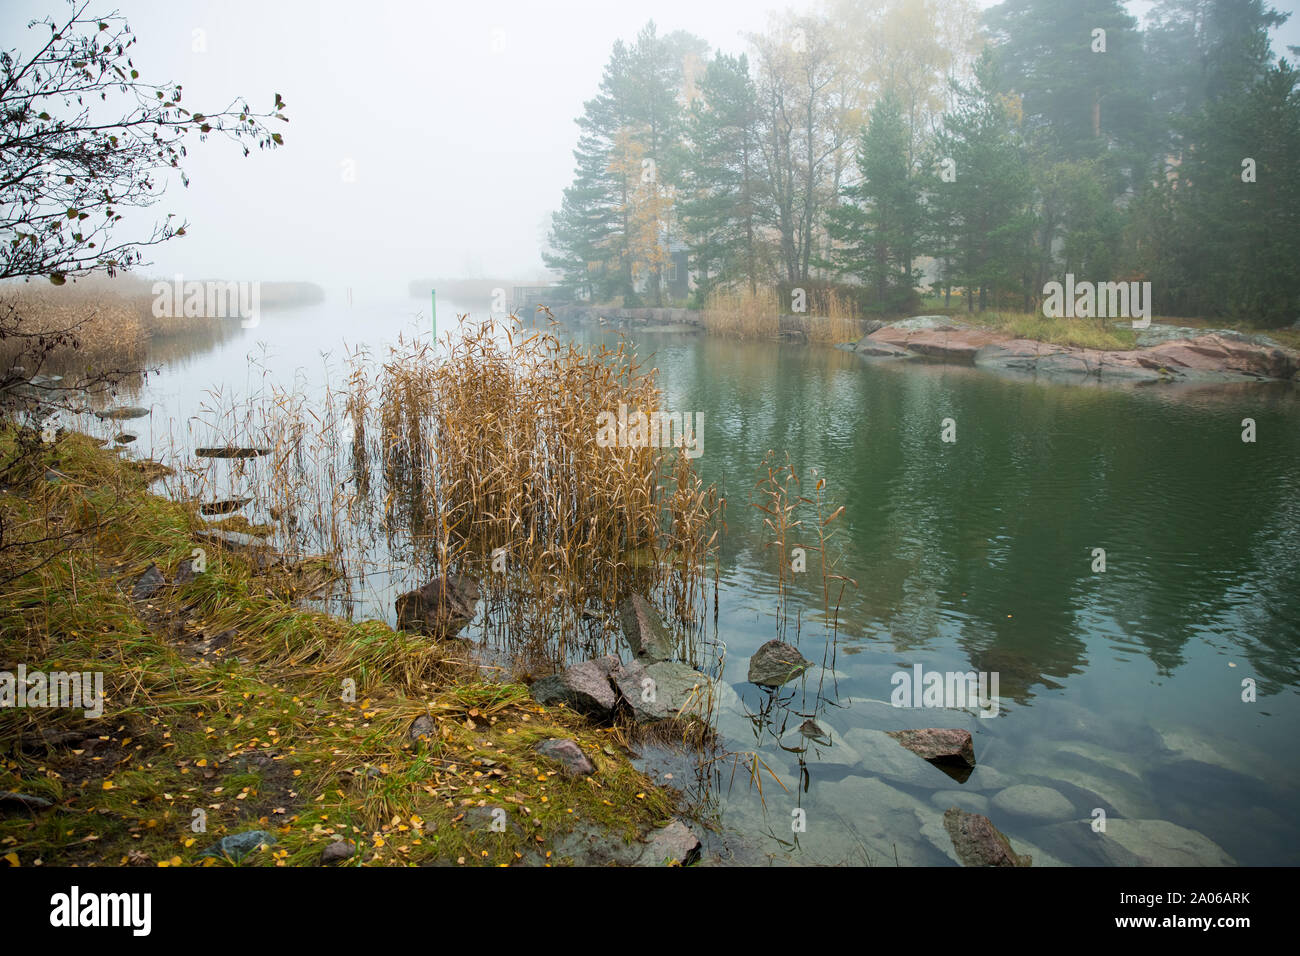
[0,428,678,867]
[958,310,1139,351]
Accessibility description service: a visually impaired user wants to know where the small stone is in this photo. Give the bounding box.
[535,738,595,778]
[320,840,354,864]
[199,830,276,861]
[175,556,199,584]
[409,714,435,744]
[131,562,165,601]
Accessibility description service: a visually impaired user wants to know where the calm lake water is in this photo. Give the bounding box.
[100,294,1300,866]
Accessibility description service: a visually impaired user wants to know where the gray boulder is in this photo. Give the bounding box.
[531,655,621,718]
[747,640,811,687]
[395,574,479,637]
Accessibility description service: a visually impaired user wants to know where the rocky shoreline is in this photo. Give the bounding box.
[847,316,1300,385]
[550,305,1299,387]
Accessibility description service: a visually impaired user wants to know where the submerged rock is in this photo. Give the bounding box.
[1093,819,1235,867]
[619,593,675,662]
[887,728,976,768]
[535,738,595,778]
[943,807,1031,867]
[930,789,991,816]
[94,406,150,421]
[991,784,1076,823]
[843,728,965,788]
[747,640,811,687]
[113,433,136,444]
[194,446,271,459]
[394,574,479,637]
[636,819,701,866]
[199,497,252,516]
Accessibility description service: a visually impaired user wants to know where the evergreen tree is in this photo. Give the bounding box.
[926,54,1035,311]
[679,53,766,301]
[822,90,921,313]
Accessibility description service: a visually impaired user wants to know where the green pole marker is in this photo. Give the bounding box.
[431,288,437,339]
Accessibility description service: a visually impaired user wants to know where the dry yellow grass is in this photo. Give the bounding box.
[701,287,780,339]
[164,314,724,671]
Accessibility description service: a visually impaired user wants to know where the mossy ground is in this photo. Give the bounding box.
[0,428,679,867]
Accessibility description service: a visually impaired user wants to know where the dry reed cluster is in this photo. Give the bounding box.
[701,286,864,344]
[166,315,724,672]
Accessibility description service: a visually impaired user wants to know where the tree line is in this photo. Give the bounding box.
[545,0,1300,327]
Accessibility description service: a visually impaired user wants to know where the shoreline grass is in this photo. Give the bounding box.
[0,428,681,867]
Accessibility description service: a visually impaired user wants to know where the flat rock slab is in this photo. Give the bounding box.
[94,406,150,421]
[843,728,968,788]
[943,807,1032,867]
[868,325,999,363]
[195,528,269,551]
[1095,819,1236,867]
[535,738,595,778]
[888,728,976,768]
[747,640,811,687]
[619,593,675,662]
[991,784,1076,822]
[642,660,716,719]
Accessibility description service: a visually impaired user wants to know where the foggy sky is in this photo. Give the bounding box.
[4,0,1298,295]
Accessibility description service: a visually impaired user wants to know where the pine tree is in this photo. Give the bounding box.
[679,53,766,301]
[926,54,1035,311]
[822,90,921,313]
